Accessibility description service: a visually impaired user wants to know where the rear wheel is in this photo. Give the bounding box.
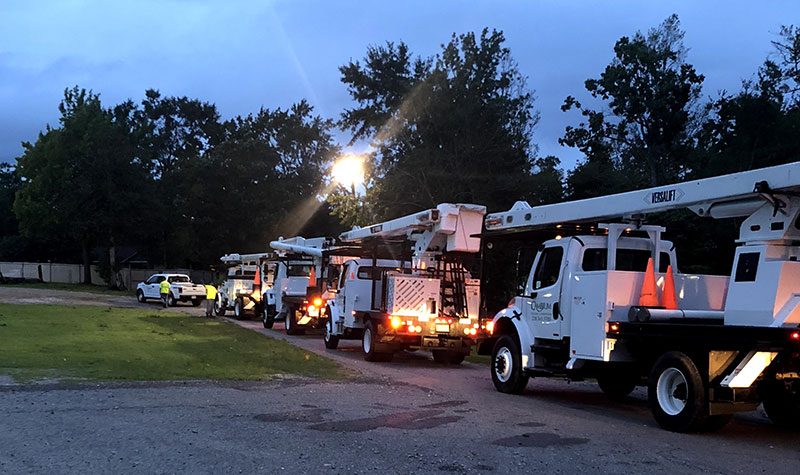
[214,296,226,317]
[136,290,146,303]
[285,307,304,335]
[647,351,727,432]
[167,294,177,307]
[262,306,275,329]
[191,298,202,307]
[432,350,465,365]
[362,320,392,362]
[324,317,340,349]
[761,381,800,429]
[491,334,529,394]
[234,298,245,320]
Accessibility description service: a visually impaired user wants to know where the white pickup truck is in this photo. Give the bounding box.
[136,273,205,307]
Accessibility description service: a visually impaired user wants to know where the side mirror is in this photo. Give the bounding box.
[529,291,538,299]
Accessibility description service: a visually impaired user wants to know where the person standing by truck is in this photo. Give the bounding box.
[159,277,170,308]
[204,282,217,318]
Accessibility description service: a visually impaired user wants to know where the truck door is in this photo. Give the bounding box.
[524,244,566,342]
[335,261,352,322]
[147,275,164,299]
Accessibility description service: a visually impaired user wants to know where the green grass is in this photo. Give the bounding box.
[1,282,132,296]
[0,303,344,383]
[466,354,490,366]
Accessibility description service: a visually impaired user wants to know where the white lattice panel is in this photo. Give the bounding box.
[386,275,440,317]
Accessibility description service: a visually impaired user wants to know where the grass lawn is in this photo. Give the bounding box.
[0,303,344,383]
[1,282,132,296]
[466,354,490,366]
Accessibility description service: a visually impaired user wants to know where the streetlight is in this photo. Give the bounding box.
[332,154,364,196]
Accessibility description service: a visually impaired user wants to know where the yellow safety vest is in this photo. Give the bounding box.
[205,285,217,300]
[159,280,170,294]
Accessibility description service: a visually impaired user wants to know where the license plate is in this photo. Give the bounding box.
[435,323,450,333]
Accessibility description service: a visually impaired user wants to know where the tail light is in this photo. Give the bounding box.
[485,321,494,334]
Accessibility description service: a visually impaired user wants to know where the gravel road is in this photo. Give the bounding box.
[2,287,799,474]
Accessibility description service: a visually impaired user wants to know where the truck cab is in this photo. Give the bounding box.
[480,162,800,432]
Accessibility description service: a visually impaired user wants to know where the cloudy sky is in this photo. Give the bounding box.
[1,0,796,169]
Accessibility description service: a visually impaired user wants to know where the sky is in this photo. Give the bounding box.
[1,0,797,170]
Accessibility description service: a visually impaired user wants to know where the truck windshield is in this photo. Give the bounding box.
[582,249,671,272]
[357,266,398,280]
[287,265,313,277]
[168,276,191,283]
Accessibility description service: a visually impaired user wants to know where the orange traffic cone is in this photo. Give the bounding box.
[638,257,659,307]
[661,265,678,310]
[253,267,261,289]
[308,266,316,288]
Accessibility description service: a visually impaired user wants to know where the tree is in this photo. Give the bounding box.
[14,87,150,285]
[334,29,562,223]
[561,14,704,196]
[194,100,339,262]
[136,90,223,267]
[0,162,21,258]
[694,25,800,178]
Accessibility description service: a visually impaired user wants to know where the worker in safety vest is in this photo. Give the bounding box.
[204,283,217,318]
[159,278,170,308]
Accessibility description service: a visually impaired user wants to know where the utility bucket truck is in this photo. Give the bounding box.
[323,203,486,364]
[216,253,276,320]
[478,162,800,432]
[268,236,339,334]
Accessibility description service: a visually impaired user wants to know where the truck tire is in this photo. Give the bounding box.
[214,297,226,317]
[597,371,639,399]
[191,298,202,306]
[362,320,392,362]
[491,334,529,394]
[432,350,465,365]
[285,307,304,335]
[234,298,245,320]
[136,290,146,303]
[167,294,177,307]
[262,307,275,329]
[761,381,800,429]
[323,317,339,349]
[648,351,726,432]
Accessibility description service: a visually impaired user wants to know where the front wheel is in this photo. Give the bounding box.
[136,290,146,303]
[597,370,639,399]
[647,351,727,432]
[323,318,340,349]
[491,334,529,394]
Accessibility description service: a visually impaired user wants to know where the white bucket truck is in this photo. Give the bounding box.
[478,162,800,432]
[268,236,337,334]
[216,253,276,320]
[322,203,486,364]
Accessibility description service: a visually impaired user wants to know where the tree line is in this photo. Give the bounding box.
[1,15,798,285]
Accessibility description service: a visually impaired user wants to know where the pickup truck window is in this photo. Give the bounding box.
[168,276,190,283]
[581,249,671,272]
[533,247,564,290]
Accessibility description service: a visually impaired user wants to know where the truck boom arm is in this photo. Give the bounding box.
[339,203,486,255]
[485,162,799,231]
